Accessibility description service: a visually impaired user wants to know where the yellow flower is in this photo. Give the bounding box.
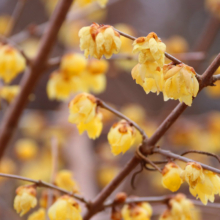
[0,85,20,103]
[79,23,121,59]
[162,162,183,192]
[19,38,40,59]
[0,45,26,83]
[48,195,82,220]
[97,165,119,187]
[87,59,109,75]
[68,93,97,125]
[163,63,199,106]
[60,53,87,76]
[108,120,136,155]
[189,170,220,205]
[0,15,12,36]
[55,170,79,193]
[14,185,37,216]
[122,202,152,220]
[181,162,204,188]
[133,32,166,67]
[68,93,103,139]
[160,194,198,220]
[165,35,188,54]
[15,138,38,160]
[205,0,220,19]
[27,208,46,220]
[76,0,108,8]
[132,62,163,94]
[47,71,81,101]
[77,112,103,139]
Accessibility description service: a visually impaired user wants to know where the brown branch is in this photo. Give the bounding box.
[181,150,220,164]
[7,0,28,36]
[0,0,74,159]
[83,54,220,220]
[0,172,89,204]
[154,148,220,174]
[97,100,148,141]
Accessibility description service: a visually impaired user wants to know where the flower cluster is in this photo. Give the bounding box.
[131,32,199,106]
[68,93,103,139]
[122,202,152,220]
[159,194,198,220]
[161,161,220,205]
[47,53,108,101]
[0,45,26,83]
[79,23,121,59]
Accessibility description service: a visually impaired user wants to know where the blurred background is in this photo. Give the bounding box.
[0,0,220,219]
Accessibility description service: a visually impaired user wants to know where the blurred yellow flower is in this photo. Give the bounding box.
[48,195,82,220]
[14,185,37,216]
[0,45,26,83]
[79,23,121,59]
[165,35,188,54]
[60,53,87,76]
[205,0,220,19]
[55,170,79,193]
[0,157,16,183]
[108,120,136,155]
[47,71,80,101]
[19,38,40,59]
[27,208,46,220]
[15,138,38,161]
[160,194,198,220]
[132,62,163,94]
[0,85,20,103]
[97,165,119,187]
[162,162,183,192]
[163,63,199,106]
[122,202,152,220]
[87,59,109,75]
[76,0,108,8]
[0,15,12,36]
[133,32,166,67]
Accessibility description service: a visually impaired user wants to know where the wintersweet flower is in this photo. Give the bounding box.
[133,32,166,67]
[14,185,37,216]
[181,162,204,188]
[68,93,97,125]
[47,71,81,101]
[107,120,136,155]
[0,45,26,83]
[160,194,198,220]
[27,208,46,220]
[55,170,79,193]
[0,85,20,103]
[163,63,199,106]
[48,195,82,220]
[77,112,103,139]
[15,138,38,161]
[79,23,121,59]
[162,162,183,192]
[122,202,152,220]
[60,53,87,76]
[131,62,163,94]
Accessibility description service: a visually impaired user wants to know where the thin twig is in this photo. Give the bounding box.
[213,74,220,82]
[154,148,220,174]
[181,150,220,164]
[97,100,148,141]
[0,172,89,204]
[136,147,162,173]
[7,0,27,36]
